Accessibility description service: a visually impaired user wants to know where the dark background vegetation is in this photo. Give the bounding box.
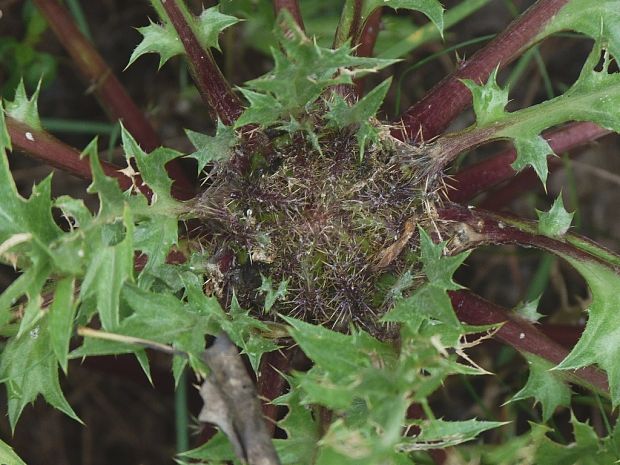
[0,0,618,463]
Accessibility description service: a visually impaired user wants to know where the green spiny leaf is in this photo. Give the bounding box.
[515,295,544,323]
[543,0,620,58]
[185,120,238,173]
[553,256,620,406]
[273,378,320,465]
[48,277,77,374]
[127,5,239,69]
[79,206,134,330]
[0,316,81,431]
[5,79,42,130]
[0,438,27,465]
[510,354,571,422]
[537,195,574,237]
[400,418,508,450]
[259,274,289,314]
[235,12,395,128]
[365,0,444,38]
[83,138,126,217]
[462,68,508,127]
[326,77,391,159]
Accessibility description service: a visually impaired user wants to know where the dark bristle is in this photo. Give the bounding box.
[191,126,439,337]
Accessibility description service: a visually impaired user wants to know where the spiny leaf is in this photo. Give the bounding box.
[365,0,444,38]
[48,277,77,374]
[515,295,544,323]
[400,418,508,450]
[462,68,508,127]
[121,125,181,206]
[0,316,81,431]
[537,195,574,237]
[326,77,391,159]
[72,284,214,359]
[273,379,320,465]
[510,354,571,422]
[544,0,620,58]
[259,274,289,314]
[0,438,27,465]
[235,12,395,128]
[532,414,620,464]
[5,79,42,130]
[185,120,238,173]
[382,228,469,330]
[554,257,620,407]
[127,5,239,69]
[79,206,134,330]
[463,40,620,186]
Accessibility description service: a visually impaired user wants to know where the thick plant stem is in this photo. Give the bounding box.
[7,117,132,190]
[450,290,609,395]
[256,350,290,435]
[7,117,195,200]
[399,0,569,141]
[354,7,383,95]
[479,162,559,210]
[438,203,620,269]
[333,0,363,49]
[161,0,244,126]
[273,0,305,30]
[448,122,609,203]
[32,0,194,194]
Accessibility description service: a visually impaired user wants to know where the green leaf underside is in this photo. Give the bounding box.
[127,5,239,69]
[510,354,571,422]
[463,36,620,186]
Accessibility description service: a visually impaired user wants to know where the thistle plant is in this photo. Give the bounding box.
[1,0,620,464]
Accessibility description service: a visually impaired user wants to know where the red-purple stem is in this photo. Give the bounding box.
[399,0,569,142]
[273,0,305,30]
[7,117,195,200]
[438,203,620,269]
[256,349,290,435]
[354,7,383,95]
[7,117,132,190]
[161,0,244,126]
[448,122,610,203]
[450,290,609,394]
[32,0,194,195]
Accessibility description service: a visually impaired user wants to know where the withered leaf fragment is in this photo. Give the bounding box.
[199,334,281,465]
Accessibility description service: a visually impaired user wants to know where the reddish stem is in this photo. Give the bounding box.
[438,203,619,268]
[479,163,555,210]
[448,122,609,203]
[450,290,609,394]
[398,0,569,141]
[7,117,132,190]
[273,0,305,30]
[32,0,194,195]
[7,117,195,200]
[354,7,383,95]
[161,0,244,126]
[256,349,290,435]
